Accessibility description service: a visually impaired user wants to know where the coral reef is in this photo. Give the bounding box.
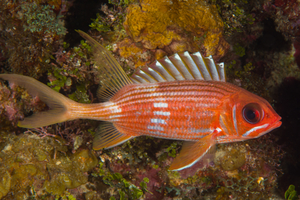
[0,130,98,199]
[0,0,68,78]
[117,38,153,69]
[0,0,295,199]
[119,0,229,68]
[163,136,284,199]
[89,3,128,43]
[73,133,283,199]
[260,0,300,70]
[262,0,300,40]
[18,2,66,36]
[214,145,246,171]
[47,40,96,103]
[216,0,258,39]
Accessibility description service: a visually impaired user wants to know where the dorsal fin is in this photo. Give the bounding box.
[76,30,133,101]
[130,51,225,83]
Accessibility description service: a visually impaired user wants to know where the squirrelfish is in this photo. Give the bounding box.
[0,31,282,171]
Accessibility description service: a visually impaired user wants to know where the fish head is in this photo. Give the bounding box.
[226,88,281,139]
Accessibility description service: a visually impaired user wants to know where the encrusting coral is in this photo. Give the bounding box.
[120,0,229,68]
[0,130,98,199]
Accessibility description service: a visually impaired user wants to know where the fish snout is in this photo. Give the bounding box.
[272,116,282,129]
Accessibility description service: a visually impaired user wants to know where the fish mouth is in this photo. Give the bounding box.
[256,117,282,138]
[270,116,282,130]
[272,120,282,129]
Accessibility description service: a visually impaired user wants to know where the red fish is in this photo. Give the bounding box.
[0,31,282,171]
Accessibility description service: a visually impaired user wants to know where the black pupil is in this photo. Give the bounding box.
[242,103,262,124]
[246,109,256,120]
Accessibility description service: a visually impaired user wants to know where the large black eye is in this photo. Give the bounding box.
[242,103,263,124]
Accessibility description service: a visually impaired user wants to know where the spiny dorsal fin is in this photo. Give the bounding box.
[76,30,133,101]
[93,122,136,150]
[131,51,225,83]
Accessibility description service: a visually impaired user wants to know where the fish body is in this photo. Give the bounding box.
[73,80,278,141]
[0,31,282,170]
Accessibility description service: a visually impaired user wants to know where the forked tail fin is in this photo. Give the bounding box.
[0,31,133,128]
[0,74,78,128]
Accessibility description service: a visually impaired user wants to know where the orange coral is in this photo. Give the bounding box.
[123,0,229,60]
[118,38,153,68]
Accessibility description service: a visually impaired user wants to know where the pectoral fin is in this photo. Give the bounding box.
[169,135,215,171]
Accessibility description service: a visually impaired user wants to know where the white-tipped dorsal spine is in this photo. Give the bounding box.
[149,60,175,82]
[158,56,184,81]
[131,73,149,83]
[179,51,203,80]
[134,69,157,83]
[131,51,226,84]
[191,52,212,81]
[204,55,220,81]
[169,53,194,80]
[217,63,226,82]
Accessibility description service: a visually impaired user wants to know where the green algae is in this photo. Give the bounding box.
[214,0,255,35]
[102,172,149,199]
[233,43,246,57]
[91,160,150,199]
[89,3,128,43]
[285,185,298,200]
[47,68,72,92]
[90,13,111,33]
[47,39,93,104]
[68,84,91,103]
[167,142,178,158]
[0,131,98,199]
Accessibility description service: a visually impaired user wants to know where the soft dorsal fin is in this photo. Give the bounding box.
[130,51,225,84]
[77,30,133,101]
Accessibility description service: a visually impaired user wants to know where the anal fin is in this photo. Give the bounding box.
[169,134,215,171]
[93,122,135,150]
